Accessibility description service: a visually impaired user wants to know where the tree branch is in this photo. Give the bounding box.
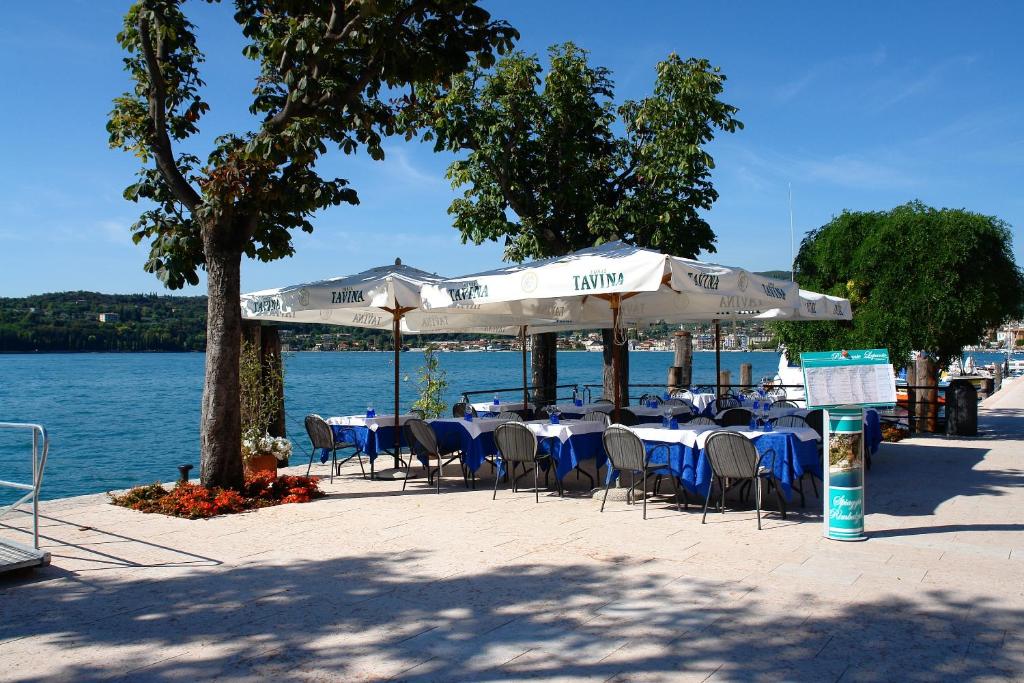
[138,14,202,213]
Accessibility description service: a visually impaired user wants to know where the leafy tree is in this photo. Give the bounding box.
[108,0,516,488]
[416,43,741,403]
[772,201,1024,371]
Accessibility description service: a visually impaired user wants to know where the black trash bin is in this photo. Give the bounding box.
[945,379,978,436]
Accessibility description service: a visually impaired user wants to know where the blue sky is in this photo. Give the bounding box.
[1,1,1022,297]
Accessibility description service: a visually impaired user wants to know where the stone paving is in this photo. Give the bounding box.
[2,381,1023,681]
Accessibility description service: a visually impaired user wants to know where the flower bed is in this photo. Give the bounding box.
[881,424,910,443]
[109,473,324,519]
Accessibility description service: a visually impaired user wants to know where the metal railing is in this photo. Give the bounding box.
[460,382,811,409]
[0,422,50,550]
[460,383,581,406]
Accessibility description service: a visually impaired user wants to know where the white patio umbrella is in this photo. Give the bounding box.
[241,260,565,462]
[420,242,802,419]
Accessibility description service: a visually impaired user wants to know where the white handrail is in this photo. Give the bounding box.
[0,422,49,549]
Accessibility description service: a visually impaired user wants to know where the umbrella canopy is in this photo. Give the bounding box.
[420,241,802,324]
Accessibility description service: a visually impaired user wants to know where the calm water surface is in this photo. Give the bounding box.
[0,349,1009,501]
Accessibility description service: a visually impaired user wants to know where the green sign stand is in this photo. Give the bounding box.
[800,349,896,542]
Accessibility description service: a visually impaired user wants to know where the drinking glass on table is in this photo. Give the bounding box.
[366,403,375,418]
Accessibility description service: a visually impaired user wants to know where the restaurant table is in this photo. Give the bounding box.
[471,400,533,416]
[631,425,821,501]
[553,402,612,419]
[428,417,504,473]
[689,393,718,416]
[523,419,607,480]
[327,414,416,475]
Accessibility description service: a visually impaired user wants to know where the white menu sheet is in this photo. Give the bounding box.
[804,363,897,408]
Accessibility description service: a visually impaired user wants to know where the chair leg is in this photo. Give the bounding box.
[774,478,786,519]
[534,461,539,504]
[756,477,762,530]
[436,455,441,494]
[357,452,366,479]
[330,447,335,484]
[402,453,413,491]
[671,475,682,512]
[810,475,819,499]
[306,448,315,477]
[492,461,502,500]
[642,471,647,520]
[701,477,715,524]
[796,476,806,508]
[600,473,613,512]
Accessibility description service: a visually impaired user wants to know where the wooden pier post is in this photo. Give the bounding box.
[718,370,731,397]
[994,363,1003,393]
[915,354,938,433]
[906,362,917,434]
[740,362,752,392]
[667,331,692,392]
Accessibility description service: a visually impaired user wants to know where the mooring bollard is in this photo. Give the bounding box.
[178,463,194,483]
[945,379,978,436]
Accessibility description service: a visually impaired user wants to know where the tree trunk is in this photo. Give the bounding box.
[601,328,629,405]
[201,242,245,489]
[531,332,557,407]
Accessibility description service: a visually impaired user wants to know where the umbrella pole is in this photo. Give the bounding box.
[521,326,528,412]
[393,313,401,471]
[612,296,621,424]
[714,320,721,396]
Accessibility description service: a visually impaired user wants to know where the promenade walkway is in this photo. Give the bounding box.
[2,382,1023,681]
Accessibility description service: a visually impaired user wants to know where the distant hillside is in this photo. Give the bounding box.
[0,292,208,352]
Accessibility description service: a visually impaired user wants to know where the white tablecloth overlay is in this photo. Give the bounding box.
[471,400,532,413]
[689,393,717,412]
[328,413,417,431]
[429,417,506,439]
[630,405,692,418]
[524,419,605,442]
[696,426,821,449]
[631,425,718,448]
[553,402,613,414]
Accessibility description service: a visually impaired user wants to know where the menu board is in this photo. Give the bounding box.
[800,349,897,409]
[804,363,897,408]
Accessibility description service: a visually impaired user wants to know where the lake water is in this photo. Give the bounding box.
[0,349,1011,501]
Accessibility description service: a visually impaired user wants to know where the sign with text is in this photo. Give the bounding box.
[800,349,896,409]
[799,349,894,542]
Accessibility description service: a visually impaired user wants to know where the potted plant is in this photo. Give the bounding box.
[240,339,288,477]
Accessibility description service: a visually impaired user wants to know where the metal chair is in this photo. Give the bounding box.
[410,408,426,419]
[684,415,718,426]
[773,399,799,409]
[717,408,753,427]
[583,410,611,426]
[497,411,524,422]
[662,398,688,407]
[600,426,681,519]
[637,393,663,406]
[304,414,365,483]
[773,415,809,429]
[594,398,614,404]
[493,422,561,502]
[452,402,477,418]
[671,389,694,402]
[714,396,741,412]
[701,431,784,530]
[402,419,467,493]
[805,409,825,439]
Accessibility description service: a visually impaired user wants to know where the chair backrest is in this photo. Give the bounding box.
[615,408,639,427]
[497,411,524,422]
[662,398,687,407]
[410,408,426,419]
[602,425,647,472]
[704,432,760,479]
[805,409,824,439]
[304,414,335,450]
[685,415,718,426]
[774,399,798,409]
[637,393,663,406]
[774,415,809,429]
[494,422,538,464]
[452,402,477,418]
[594,398,613,404]
[583,410,611,426]
[714,396,740,412]
[404,418,439,457]
[717,408,753,427]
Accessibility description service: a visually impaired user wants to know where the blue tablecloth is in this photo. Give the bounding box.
[639,430,821,502]
[536,431,606,480]
[329,424,405,463]
[430,420,496,473]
